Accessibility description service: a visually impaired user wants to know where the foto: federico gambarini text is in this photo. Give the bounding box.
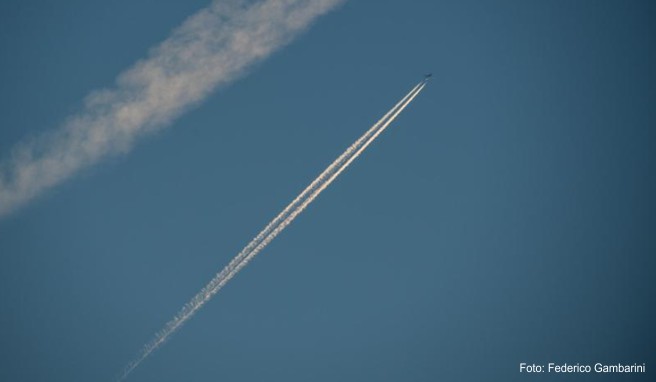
[520,362,646,373]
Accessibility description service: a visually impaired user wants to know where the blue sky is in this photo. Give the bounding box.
[0,1,654,381]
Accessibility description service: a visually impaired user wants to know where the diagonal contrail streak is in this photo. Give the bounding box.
[118,80,426,380]
[213,82,427,293]
[177,81,425,315]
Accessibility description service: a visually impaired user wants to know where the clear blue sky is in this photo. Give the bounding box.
[0,1,654,381]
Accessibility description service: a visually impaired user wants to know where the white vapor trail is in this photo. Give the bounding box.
[118,80,426,380]
[0,0,344,218]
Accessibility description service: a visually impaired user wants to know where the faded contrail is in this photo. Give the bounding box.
[0,0,344,218]
[118,80,426,380]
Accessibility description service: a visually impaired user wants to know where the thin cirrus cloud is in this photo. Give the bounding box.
[0,0,345,218]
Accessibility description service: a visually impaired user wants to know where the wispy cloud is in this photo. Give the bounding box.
[0,0,344,217]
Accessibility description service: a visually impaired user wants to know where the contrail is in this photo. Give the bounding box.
[0,0,344,218]
[117,80,427,380]
[172,81,425,323]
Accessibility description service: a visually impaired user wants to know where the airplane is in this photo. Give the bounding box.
[424,73,432,79]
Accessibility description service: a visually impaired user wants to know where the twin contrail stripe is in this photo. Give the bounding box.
[213,81,426,298]
[117,80,426,381]
[179,81,425,318]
